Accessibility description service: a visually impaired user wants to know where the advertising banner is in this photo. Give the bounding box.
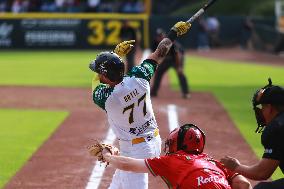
[0,14,148,49]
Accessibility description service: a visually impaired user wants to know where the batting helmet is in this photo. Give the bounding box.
[89,52,125,82]
[164,124,206,154]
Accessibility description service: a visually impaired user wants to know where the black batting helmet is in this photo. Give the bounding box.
[89,52,125,82]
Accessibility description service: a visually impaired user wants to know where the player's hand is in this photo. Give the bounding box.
[220,156,240,171]
[87,139,119,167]
[114,40,135,57]
[171,21,191,36]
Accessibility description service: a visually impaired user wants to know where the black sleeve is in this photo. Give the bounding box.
[261,123,282,160]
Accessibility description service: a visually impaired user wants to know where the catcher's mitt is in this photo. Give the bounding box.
[87,140,119,166]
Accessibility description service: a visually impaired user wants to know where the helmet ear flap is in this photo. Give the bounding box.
[164,128,179,154]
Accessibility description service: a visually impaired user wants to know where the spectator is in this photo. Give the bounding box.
[55,0,66,12]
[0,0,7,12]
[240,17,254,50]
[197,17,210,51]
[27,0,41,12]
[97,0,114,12]
[150,28,190,99]
[206,16,221,47]
[273,33,284,54]
[11,0,29,13]
[66,0,84,12]
[119,0,144,13]
[221,79,284,189]
[86,0,100,12]
[40,0,56,12]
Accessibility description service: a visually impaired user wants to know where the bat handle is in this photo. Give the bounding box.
[186,8,205,24]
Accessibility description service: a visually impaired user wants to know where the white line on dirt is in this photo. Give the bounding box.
[167,104,179,131]
[85,128,116,189]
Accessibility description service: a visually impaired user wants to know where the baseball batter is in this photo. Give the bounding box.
[89,21,191,189]
[89,124,252,189]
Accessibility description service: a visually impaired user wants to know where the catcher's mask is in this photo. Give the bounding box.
[252,78,284,133]
[89,52,125,82]
[164,124,206,154]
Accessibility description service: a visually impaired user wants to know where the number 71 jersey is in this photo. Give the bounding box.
[92,60,159,141]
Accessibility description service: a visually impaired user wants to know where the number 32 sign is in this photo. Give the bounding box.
[87,19,142,46]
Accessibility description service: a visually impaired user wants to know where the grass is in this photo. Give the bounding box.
[0,51,98,87]
[169,56,284,180]
[0,109,68,188]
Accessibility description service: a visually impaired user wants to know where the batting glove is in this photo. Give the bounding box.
[172,21,191,36]
[113,40,135,57]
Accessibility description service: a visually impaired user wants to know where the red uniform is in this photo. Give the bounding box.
[145,151,238,189]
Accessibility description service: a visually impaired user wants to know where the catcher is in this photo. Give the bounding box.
[88,124,252,189]
[89,21,191,189]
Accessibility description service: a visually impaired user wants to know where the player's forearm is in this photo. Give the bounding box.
[105,154,149,173]
[148,38,173,64]
[235,164,271,180]
[221,156,277,180]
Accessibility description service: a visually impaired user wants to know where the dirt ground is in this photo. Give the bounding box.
[2,48,283,189]
[187,47,284,66]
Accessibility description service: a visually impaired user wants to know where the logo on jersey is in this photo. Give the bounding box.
[129,117,154,136]
[264,148,273,154]
[196,175,229,187]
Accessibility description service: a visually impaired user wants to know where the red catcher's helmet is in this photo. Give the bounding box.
[164,124,206,154]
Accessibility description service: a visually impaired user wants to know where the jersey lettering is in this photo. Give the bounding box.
[196,175,229,187]
[123,88,140,102]
[128,117,154,136]
[123,92,147,124]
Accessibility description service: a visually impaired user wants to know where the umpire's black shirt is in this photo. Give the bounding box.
[261,112,284,174]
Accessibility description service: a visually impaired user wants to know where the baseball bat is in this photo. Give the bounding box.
[186,0,217,24]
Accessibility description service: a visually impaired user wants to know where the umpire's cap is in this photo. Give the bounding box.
[258,86,284,105]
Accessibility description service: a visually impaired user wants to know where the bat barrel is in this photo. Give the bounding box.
[203,0,217,10]
[186,9,205,23]
[186,0,217,24]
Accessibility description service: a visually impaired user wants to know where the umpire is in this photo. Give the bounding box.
[119,20,138,72]
[150,28,190,99]
[221,79,284,189]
